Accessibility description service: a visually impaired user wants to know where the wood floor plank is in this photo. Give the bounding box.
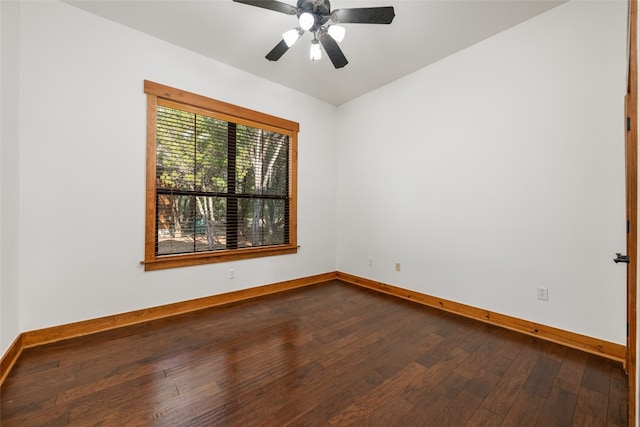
[269,362,342,424]
[283,386,351,426]
[401,346,471,404]
[500,389,545,426]
[465,406,504,427]
[0,404,70,427]
[396,388,452,425]
[571,387,609,427]
[66,371,180,426]
[481,342,541,416]
[536,386,578,427]
[154,392,243,426]
[607,373,628,427]
[554,350,588,394]
[582,354,613,395]
[328,362,426,426]
[429,389,483,426]
[356,394,415,426]
[464,368,502,400]
[523,355,562,397]
[1,392,61,426]
[435,371,469,399]
[454,335,503,379]
[0,280,628,426]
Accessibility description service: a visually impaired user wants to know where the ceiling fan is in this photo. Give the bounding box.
[232,0,395,69]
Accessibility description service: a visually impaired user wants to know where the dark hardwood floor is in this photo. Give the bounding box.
[0,280,628,426]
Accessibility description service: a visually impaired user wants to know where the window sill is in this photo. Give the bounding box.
[142,245,299,271]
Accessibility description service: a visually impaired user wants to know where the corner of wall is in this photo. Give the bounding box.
[0,0,22,356]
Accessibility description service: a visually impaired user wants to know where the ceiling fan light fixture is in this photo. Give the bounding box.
[232,0,395,69]
[327,25,345,43]
[283,27,303,47]
[309,38,322,61]
[299,12,315,31]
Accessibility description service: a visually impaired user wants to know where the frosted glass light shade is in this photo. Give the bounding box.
[283,28,302,47]
[310,39,321,61]
[328,25,345,43]
[299,12,315,31]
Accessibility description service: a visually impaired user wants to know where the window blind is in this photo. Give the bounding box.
[155,105,290,256]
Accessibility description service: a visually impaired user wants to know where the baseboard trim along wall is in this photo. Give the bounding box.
[0,334,24,384]
[336,272,626,363]
[0,270,625,385]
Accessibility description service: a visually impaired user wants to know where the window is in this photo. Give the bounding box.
[143,81,298,271]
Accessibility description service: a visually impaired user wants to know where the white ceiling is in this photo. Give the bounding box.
[65,0,565,105]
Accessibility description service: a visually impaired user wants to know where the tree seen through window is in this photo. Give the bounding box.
[155,105,290,256]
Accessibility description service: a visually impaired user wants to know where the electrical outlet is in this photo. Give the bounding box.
[368,257,373,266]
[229,269,235,279]
[395,262,401,272]
[537,287,548,301]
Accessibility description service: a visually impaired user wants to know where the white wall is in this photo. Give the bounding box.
[5,0,628,354]
[336,0,627,344]
[16,1,338,333]
[0,1,22,356]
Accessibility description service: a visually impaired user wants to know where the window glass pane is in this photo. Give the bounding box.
[157,194,227,255]
[157,107,230,193]
[195,115,228,193]
[236,126,289,197]
[193,195,227,252]
[156,107,197,191]
[152,96,292,260]
[238,198,287,248]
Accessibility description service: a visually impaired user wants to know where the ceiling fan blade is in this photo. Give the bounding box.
[331,7,395,24]
[319,32,348,69]
[266,39,290,61]
[232,0,297,15]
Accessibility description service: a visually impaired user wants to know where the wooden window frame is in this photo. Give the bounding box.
[142,81,299,271]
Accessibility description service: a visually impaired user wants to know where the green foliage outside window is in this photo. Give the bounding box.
[155,105,289,256]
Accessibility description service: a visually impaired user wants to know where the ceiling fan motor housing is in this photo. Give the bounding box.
[297,0,331,30]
